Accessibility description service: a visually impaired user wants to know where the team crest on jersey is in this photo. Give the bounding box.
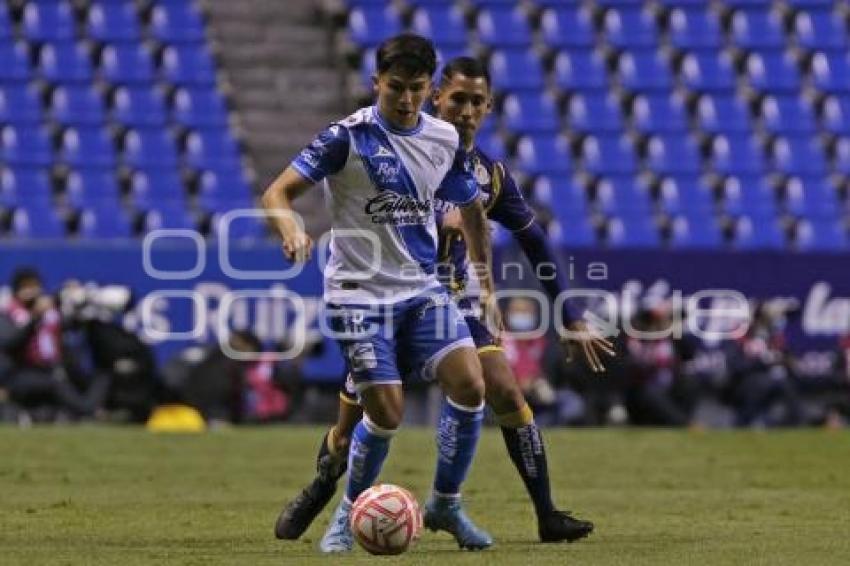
[474,161,491,185]
[374,145,394,159]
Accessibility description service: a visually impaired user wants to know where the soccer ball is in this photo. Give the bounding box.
[350,484,423,555]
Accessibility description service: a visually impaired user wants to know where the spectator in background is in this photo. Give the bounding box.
[0,267,100,420]
[723,303,803,427]
[623,307,699,426]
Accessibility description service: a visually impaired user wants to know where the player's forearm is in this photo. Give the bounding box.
[513,221,580,324]
[460,200,494,296]
[261,167,311,241]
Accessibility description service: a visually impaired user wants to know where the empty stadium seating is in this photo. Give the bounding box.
[0,0,252,241]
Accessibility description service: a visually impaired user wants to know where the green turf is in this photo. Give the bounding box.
[1,426,848,565]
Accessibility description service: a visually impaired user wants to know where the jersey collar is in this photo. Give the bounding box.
[372,106,424,136]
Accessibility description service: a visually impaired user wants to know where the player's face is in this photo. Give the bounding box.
[433,73,492,148]
[373,70,432,130]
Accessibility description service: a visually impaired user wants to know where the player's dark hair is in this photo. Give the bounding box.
[376,33,437,78]
[11,267,41,292]
[440,56,491,89]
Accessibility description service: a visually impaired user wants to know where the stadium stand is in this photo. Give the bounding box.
[340,0,850,251]
[0,0,252,240]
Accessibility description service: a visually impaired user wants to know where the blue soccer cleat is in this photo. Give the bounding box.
[318,499,354,553]
[423,495,493,550]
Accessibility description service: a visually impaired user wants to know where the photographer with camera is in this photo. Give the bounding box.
[0,267,100,421]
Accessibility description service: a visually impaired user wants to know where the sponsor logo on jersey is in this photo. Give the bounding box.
[364,191,432,226]
[374,145,395,159]
[346,342,377,372]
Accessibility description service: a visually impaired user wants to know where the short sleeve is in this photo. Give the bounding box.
[436,147,479,206]
[290,124,350,183]
[489,162,535,232]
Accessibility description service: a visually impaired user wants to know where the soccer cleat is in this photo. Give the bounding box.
[537,510,594,543]
[274,475,337,540]
[423,496,493,550]
[318,499,354,553]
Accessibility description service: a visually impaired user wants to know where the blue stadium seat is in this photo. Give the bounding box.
[150,1,206,43]
[477,120,506,160]
[540,6,595,49]
[49,85,106,126]
[65,168,122,206]
[197,170,253,206]
[549,216,597,248]
[795,218,848,251]
[568,93,624,133]
[122,128,180,168]
[503,92,559,133]
[631,93,688,133]
[411,6,467,48]
[87,1,141,43]
[696,93,753,134]
[533,175,589,220]
[161,44,217,85]
[0,42,32,81]
[785,0,835,6]
[60,127,117,168]
[680,51,736,92]
[78,206,133,238]
[733,215,785,250]
[617,49,673,91]
[10,205,66,239]
[0,84,43,124]
[348,6,402,47]
[760,95,816,135]
[22,0,76,42]
[833,137,850,176]
[811,51,850,93]
[657,175,715,216]
[99,43,156,84]
[141,202,196,232]
[1,125,53,166]
[553,49,607,91]
[0,165,53,203]
[783,177,841,218]
[668,7,722,49]
[38,41,94,83]
[669,215,723,248]
[730,8,785,49]
[646,134,702,175]
[793,9,847,51]
[184,128,242,170]
[489,49,544,91]
[771,136,828,176]
[129,168,186,205]
[722,175,779,218]
[821,95,850,135]
[603,6,659,48]
[172,86,228,128]
[657,0,719,6]
[710,134,767,175]
[111,85,168,127]
[746,51,801,93]
[582,135,638,175]
[516,134,572,175]
[606,216,661,248]
[477,6,532,47]
[595,176,653,217]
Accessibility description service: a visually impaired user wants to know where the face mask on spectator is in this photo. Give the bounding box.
[507,312,537,332]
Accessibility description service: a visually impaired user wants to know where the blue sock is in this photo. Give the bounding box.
[433,397,484,496]
[345,416,394,503]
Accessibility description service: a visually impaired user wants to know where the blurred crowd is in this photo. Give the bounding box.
[1,267,849,429]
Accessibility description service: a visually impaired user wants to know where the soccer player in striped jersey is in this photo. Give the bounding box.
[263,37,496,552]
[275,56,614,545]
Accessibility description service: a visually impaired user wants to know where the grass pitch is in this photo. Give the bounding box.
[1,426,849,565]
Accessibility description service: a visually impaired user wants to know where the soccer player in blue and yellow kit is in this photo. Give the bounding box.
[275,56,614,545]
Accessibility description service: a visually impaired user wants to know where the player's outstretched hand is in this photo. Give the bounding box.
[282,232,313,263]
[560,318,616,373]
